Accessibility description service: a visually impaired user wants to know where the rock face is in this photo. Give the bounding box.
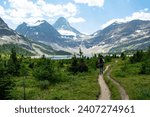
[16,20,61,43]
[85,20,150,53]
[15,17,150,54]
[0,17,32,50]
[16,18,81,48]
[0,17,70,56]
[0,17,9,29]
[53,17,81,36]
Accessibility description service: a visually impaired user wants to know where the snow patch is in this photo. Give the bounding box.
[93,32,98,36]
[120,37,128,42]
[34,32,39,35]
[110,35,114,38]
[135,30,141,33]
[58,29,76,36]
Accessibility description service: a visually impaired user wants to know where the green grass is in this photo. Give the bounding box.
[103,60,121,100]
[110,58,150,100]
[10,69,100,100]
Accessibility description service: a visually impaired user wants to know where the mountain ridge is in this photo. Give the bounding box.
[15,17,150,54]
[0,17,71,56]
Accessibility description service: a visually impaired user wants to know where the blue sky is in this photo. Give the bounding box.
[0,0,150,34]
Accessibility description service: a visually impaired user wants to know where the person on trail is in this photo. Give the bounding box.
[97,57,105,74]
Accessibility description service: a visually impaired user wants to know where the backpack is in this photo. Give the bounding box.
[97,58,104,68]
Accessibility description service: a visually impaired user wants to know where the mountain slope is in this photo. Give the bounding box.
[84,20,150,53]
[1,17,70,56]
[15,18,150,54]
[0,17,34,54]
[53,17,81,36]
[53,17,86,41]
[16,20,61,43]
[16,19,82,49]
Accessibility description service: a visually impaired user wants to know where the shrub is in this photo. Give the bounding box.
[0,59,14,99]
[33,59,59,83]
[78,58,88,72]
[115,71,126,77]
[104,55,111,62]
[39,80,50,90]
[0,76,13,99]
[130,50,144,63]
[140,60,150,74]
[69,57,88,73]
[120,63,128,72]
[121,52,126,60]
[68,55,78,73]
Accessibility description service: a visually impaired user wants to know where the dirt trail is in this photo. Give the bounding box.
[98,66,111,100]
[107,70,129,100]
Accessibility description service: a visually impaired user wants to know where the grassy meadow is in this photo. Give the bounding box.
[110,58,150,100]
[1,47,150,100]
[10,67,99,100]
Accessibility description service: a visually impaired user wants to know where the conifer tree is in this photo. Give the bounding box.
[33,59,58,83]
[7,48,20,76]
[121,52,126,60]
[69,54,78,73]
[0,57,13,99]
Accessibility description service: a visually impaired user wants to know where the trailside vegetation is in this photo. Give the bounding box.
[0,47,150,100]
[110,47,150,99]
[0,48,100,100]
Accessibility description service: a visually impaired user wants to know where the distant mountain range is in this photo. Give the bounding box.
[16,17,150,54]
[84,20,150,53]
[0,17,70,56]
[1,16,150,56]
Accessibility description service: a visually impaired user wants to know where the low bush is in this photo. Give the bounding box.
[140,60,150,74]
[39,80,50,90]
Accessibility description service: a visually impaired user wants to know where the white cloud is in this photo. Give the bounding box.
[38,1,77,18]
[101,10,150,29]
[0,6,5,15]
[8,0,43,18]
[74,0,104,7]
[68,17,86,23]
[1,0,83,29]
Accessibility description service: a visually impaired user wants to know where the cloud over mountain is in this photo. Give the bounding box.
[0,0,85,29]
[101,9,150,29]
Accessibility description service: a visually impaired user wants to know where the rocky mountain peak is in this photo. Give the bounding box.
[0,17,9,29]
[53,17,70,30]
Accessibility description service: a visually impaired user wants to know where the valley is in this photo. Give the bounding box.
[0,47,150,100]
[0,16,150,100]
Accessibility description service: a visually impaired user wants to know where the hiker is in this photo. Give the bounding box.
[97,57,105,74]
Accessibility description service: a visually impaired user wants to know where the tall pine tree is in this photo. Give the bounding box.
[7,48,20,76]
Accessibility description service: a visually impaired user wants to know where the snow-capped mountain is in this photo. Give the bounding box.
[84,20,150,53]
[16,20,61,43]
[0,17,70,56]
[53,17,85,40]
[15,19,81,49]
[15,17,150,55]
